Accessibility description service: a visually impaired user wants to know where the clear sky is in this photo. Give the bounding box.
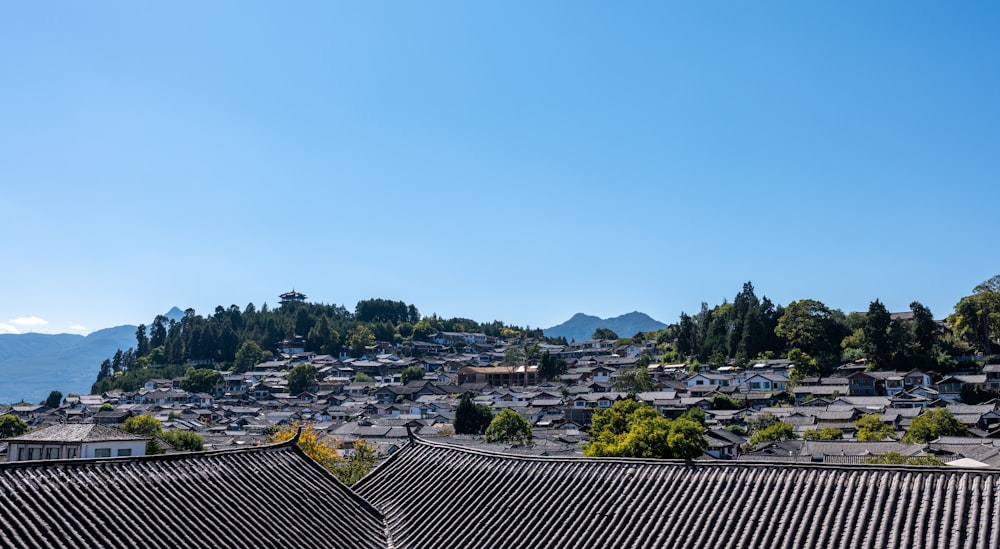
[2,2,998,335]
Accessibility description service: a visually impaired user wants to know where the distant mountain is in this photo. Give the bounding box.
[164,306,185,322]
[0,325,137,404]
[543,312,669,343]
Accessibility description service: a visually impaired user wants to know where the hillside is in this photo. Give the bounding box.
[0,325,137,404]
[543,312,668,343]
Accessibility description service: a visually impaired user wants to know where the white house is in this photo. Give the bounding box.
[6,424,148,462]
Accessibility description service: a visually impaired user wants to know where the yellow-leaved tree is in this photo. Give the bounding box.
[267,422,380,485]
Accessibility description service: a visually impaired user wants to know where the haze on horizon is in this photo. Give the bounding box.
[2,2,998,336]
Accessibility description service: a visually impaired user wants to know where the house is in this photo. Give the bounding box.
[5,424,148,461]
[743,373,788,392]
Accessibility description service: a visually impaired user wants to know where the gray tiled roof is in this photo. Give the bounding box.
[5,423,147,443]
[0,440,387,548]
[356,436,1000,548]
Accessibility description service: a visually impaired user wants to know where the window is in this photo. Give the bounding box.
[94,448,112,458]
[67,448,78,459]
[598,400,612,408]
[117,449,132,457]
[28,448,42,460]
[44,447,60,460]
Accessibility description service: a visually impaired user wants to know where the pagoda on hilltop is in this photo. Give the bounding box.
[279,289,307,307]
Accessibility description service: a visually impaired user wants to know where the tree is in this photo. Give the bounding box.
[454,392,493,435]
[354,372,374,383]
[903,408,966,443]
[122,414,162,437]
[161,430,205,451]
[748,421,795,447]
[949,275,1000,355]
[484,409,533,445]
[710,393,743,410]
[287,363,318,394]
[233,340,264,373]
[537,351,568,381]
[44,390,63,409]
[267,423,378,485]
[787,348,819,382]
[745,411,779,434]
[0,414,29,438]
[401,366,425,385]
[347,325,376,358]
[803,427,843,440]
[180,368,223,394]
[584,400,707,459]
[775,299,849,369]
[862,300,894,369]
[613,365,654,394]
[855,413,896,442]
[338,438,381,485]
[592,327,619,340]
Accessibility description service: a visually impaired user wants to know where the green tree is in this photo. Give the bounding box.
[710,393,743,410]
[613,365,654,394]
[287,363,318,394]
[161,430,205,451]
[454,391,493,435]
[484,409,533,445]
[803,427,844,440]
[592,327,619,340]
[99,403,113,411]
[233,340,264,373]
[748,421,795,447]
[584,400,707,459]
[180,368,223,394]
[745,411,779,434]
[903,408,966,443]
[862,299,894,369]
[775,299,849,370]
[354,372,374,382]
[537,351,568,381]
[347,325,376,358]
[0,414,29,438]
[949,275,1000,355]
[122,414,162,437]
[787,348,820,381]
[401,366,425,385]
[44,390,63,409]
[411,321,435,341]
[855,413,896,442]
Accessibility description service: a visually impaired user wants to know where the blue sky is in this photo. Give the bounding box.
[2,2,998,335]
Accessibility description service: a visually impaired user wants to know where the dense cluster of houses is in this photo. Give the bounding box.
[4,332,1000,466]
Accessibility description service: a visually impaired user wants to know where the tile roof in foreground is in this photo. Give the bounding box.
[0,438,387,549]
[355,435,1000,549]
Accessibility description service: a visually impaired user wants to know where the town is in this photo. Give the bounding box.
[5,286,1000,469]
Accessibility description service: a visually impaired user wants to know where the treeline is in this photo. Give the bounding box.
[646,279,996,377]
[92,298,546,394]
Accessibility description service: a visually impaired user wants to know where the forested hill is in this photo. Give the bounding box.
[88,298,548,395]
[0,326,137,404]
[544,312,668,343]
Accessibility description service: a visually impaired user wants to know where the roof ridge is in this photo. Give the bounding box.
[403,432,1000,475]
[0,435,300,471]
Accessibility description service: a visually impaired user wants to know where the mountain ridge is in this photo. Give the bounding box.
[543,311,668,343]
